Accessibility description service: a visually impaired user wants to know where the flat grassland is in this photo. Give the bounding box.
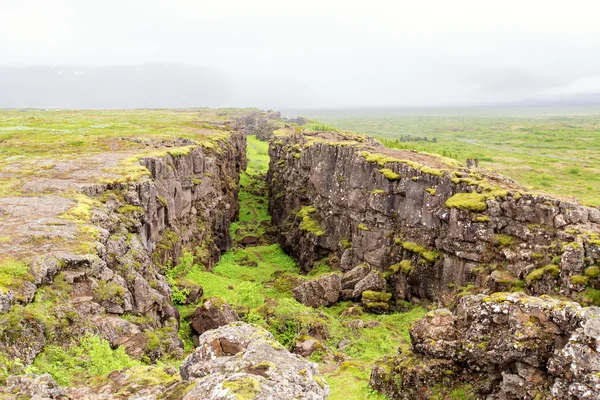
[310,107,600,207]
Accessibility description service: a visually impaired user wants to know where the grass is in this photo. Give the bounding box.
[314,108,600,206]
[26,334,140,386]
[0,258,31,293]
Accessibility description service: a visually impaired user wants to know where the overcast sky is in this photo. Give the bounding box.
[2,0,600,108]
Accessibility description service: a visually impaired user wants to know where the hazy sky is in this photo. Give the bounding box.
[2,0,600,108]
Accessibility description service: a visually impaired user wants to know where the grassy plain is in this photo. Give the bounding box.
[308,107,600,206]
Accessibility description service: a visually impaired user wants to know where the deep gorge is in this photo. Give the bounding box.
[1,110,600,400]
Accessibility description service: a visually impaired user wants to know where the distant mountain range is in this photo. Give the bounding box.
[0,65,234,109]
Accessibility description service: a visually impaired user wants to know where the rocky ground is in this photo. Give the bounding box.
[2,111,600,399]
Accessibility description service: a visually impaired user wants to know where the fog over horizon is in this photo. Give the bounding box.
[2,1,600,110]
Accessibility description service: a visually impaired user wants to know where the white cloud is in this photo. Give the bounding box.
[1,0,600,107]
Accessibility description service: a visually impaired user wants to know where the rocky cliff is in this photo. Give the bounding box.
[267,129,600,305]
[0,127,246,377]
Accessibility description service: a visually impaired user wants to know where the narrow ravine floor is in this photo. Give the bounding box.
[176,135,427,400]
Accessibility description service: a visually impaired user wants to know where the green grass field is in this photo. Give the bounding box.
[310,108,600,206]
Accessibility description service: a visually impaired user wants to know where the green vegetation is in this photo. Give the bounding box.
[378,168,400,181]
[400,242,439,263]
[445,192,488,212]
[315,108,600,206]
[494,234,515,247]
[0,258,31,293]
[27,334,139,386]
[525,265,560,285]
[222,377,262,399]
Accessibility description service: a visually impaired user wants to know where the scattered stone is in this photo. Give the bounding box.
[241,235,259,246]
[294,336,322,358]
[344,319,365,329]
[191,297,240,335]
[338,339,351,350]
[293,274,342,308]
[365,321,380,329]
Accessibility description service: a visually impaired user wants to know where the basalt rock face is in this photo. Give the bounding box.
[0,132,246,373]
[267,130,600,304]
[369,293,600,399]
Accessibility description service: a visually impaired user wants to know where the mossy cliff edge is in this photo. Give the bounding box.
[267,128,600,399]
[0,110,248,381]
[268,128,600,304]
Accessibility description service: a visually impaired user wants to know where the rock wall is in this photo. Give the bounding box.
[0,132,246,371]
[267,130,600,303]
[369,293,600,399]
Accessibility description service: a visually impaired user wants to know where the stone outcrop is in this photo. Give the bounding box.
[369,292,600,399]
[268,129,600,305]
[191,297,240,335]
[292,273,342,307]
[180,322,330,399]
[0,130,246,372]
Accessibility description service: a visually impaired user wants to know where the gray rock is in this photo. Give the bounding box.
[351,271,386,299]
[370,293,600,399]
[191,297,239,335]
[293,274,341,308]
[180,322,329,399]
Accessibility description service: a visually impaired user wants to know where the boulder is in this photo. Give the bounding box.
[293,274,341,308]
[180,322,329,399]
[3,374,66,399]
[241,236,259,246]
[191,297,239,335]
[294,336,322,358]
[351,271,386,299]
[370,292,600,399]
[341,264,370,290]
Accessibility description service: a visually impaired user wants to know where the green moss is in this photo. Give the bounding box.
[157,196,168,207]
[362,291,392,302]
[571,275,589,286]
[400,242,439,263]
[371,189,385,194]
[192,178,203,185]
[299,215,325,236]
[378,168,401,181]
[577,288,600,306]
[551,256,561,265]
[118,204,144,214]
[357,223,369,231]
[0,258,31,293]
[526,265,560,285]
[585,265,599,278]
[26,334,140,386]
[297,205,317,218]
[93,281,126,304]
[473,215,490,222]
[494,234,515,247]
[425,188,436,196]
[341,239,352,249]
[445,192,488,212]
